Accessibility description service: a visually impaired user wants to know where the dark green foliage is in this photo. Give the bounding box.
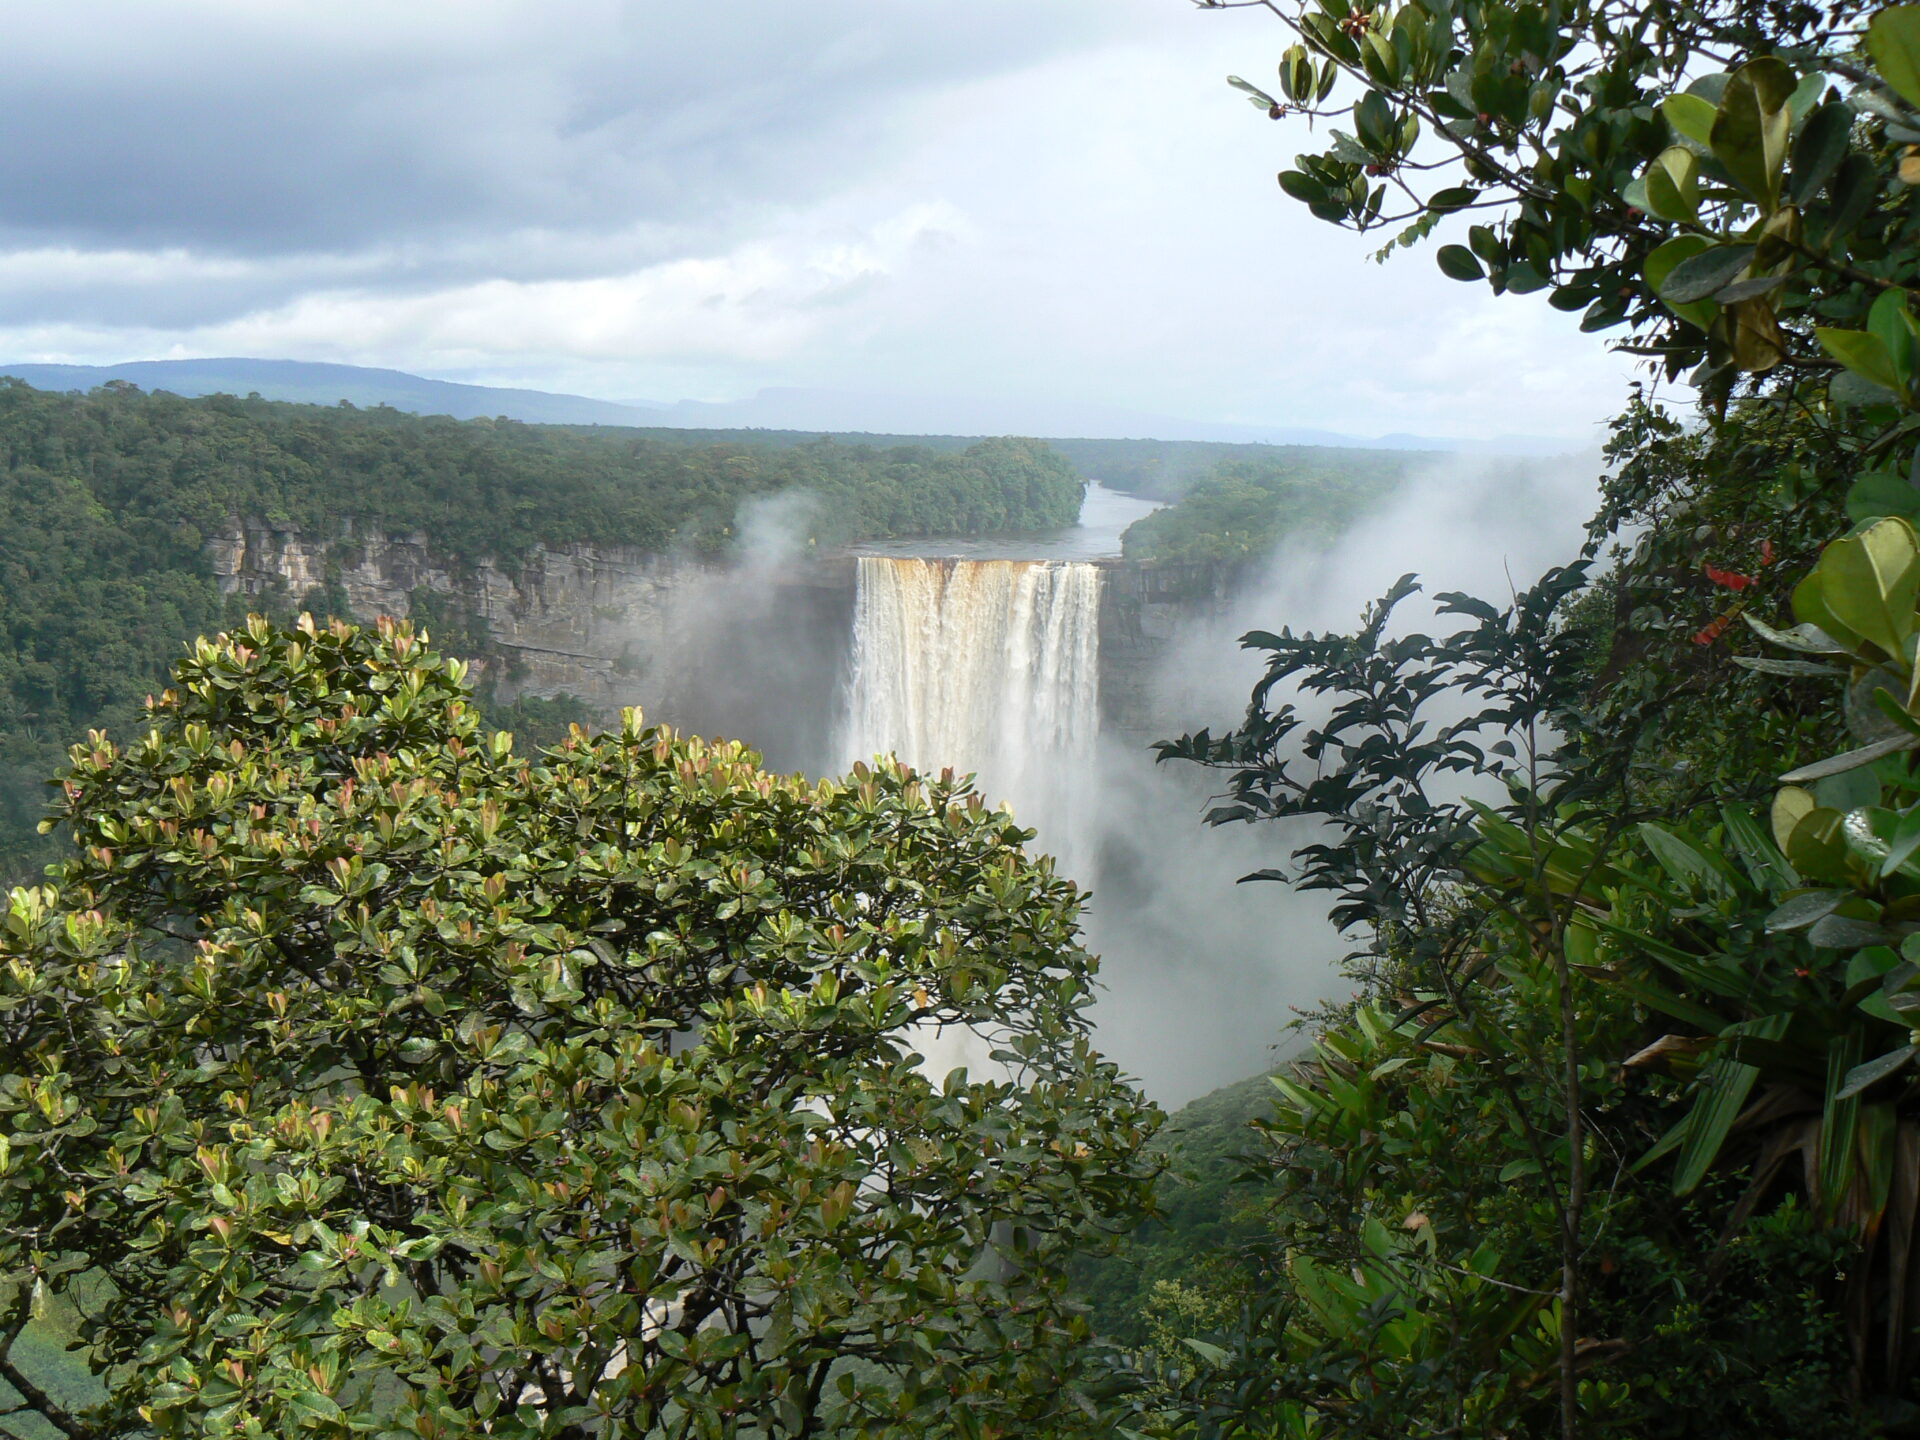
[0,380,1082,881]
[1065,439,1418,503]
[0,383,1081,566]
[1135,568,1888,1432]
[0,616,1160,1439]
[1556,395,1855,803]
[1120,2,1920,1430]
[571,432,1426,506]
[1072,1073,1286,1348]
[478,692,599,752]
[1119,456,1407,564]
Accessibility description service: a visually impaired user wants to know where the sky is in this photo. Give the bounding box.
[0,0,1643,442]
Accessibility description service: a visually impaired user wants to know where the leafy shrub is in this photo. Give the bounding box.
[0,615,1159,1439]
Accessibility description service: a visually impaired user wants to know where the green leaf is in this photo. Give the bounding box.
[1642,146,1700,222]
[1813,518,1920,658]
[1732,656,1846,677]
[1817,328,1906,395]
[1744,614,1847,654]
[1763,888,1849,932]
[1637,822,1736,898]
[1785,806,1854,885]
[1870,7,1920,110]
[1819,1030,1865,1217]
[1278,45,1315,104]
[1788,70,1828,123]
[1847,948,1908,1024]
[1833,369,1904,408]
[1355,91,1394,152]
[1673,1016,1789,1194]
[288,1390,346,1425]
[1436,244,1485,281]
[1278,170,1331,204]
[1607,970,1733,1033]
[1658,245,1754,305]
[1227,75,1277,107]
[1714,274,1787,304]
[1591,918,1750,999]
[1781,733,1920,783]
[1710,57,1796,207]
[1662,91,1718,147]
[1838,1044,1920,1099]
[1791,569,1871,654]
[1643,235,1711,323]
[1772,785,1819,852]
[1870,288,1920,388]
[1722,802,1800,891]
[1882,805,1920,877]
[1182,1338,1231,1366]
[1790,101,1855,205]
[1847,471,1920,523]
[1808,912,1895,949]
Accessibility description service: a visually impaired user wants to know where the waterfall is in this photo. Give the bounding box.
[841,557,1104,1081]
[840,558,1103,836]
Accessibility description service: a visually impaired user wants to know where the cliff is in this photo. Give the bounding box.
[205,520,856,772]
[1096,558,1251,738]
[205,521,1239,765]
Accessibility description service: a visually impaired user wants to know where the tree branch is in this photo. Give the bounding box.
[0,1343,95,1440]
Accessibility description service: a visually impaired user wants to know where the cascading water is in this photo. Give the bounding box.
[839,556,1105,1080]
[839,557,1103,856]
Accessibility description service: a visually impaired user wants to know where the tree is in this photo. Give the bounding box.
[0,614,1159,1440]
[1131,1,1920,1434]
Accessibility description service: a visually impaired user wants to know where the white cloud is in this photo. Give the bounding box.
[0,205,968,373]
[0,0,1645,441]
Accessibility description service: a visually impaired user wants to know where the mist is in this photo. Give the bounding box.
[605,489,854,776]
[581,454,1604,1109]
[1013,452,1605,1106]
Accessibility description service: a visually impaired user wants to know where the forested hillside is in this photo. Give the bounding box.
[26,0,1920,1425]
[1118,453,1409,563]
[0,379,1082,879]
[545,426,1424,504]
[1051,436,1421,500]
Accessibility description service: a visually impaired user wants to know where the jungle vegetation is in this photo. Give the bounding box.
[1058,437,1422,502]
[22,0,1920,1430]
[0,617,1160,1438]
[0,380,1082,881]
[1092,0,1920,1434]
[1117,454,1413,563]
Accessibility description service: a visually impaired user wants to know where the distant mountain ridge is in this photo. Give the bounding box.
[0,358,1579,453]
[0,359,664,428]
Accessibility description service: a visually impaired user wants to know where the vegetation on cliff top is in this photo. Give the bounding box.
[0,379,1082,880]
[1118,454,1411,564]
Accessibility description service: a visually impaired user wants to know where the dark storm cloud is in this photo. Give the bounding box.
[0,2,1123,258]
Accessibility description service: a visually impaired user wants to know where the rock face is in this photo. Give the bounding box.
[207,519,687,705]
[205,521,857,772]
[1096,558,1249,739]
[205,520,1232,768]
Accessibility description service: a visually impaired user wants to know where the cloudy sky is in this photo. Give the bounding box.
[0,1,1640,441]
